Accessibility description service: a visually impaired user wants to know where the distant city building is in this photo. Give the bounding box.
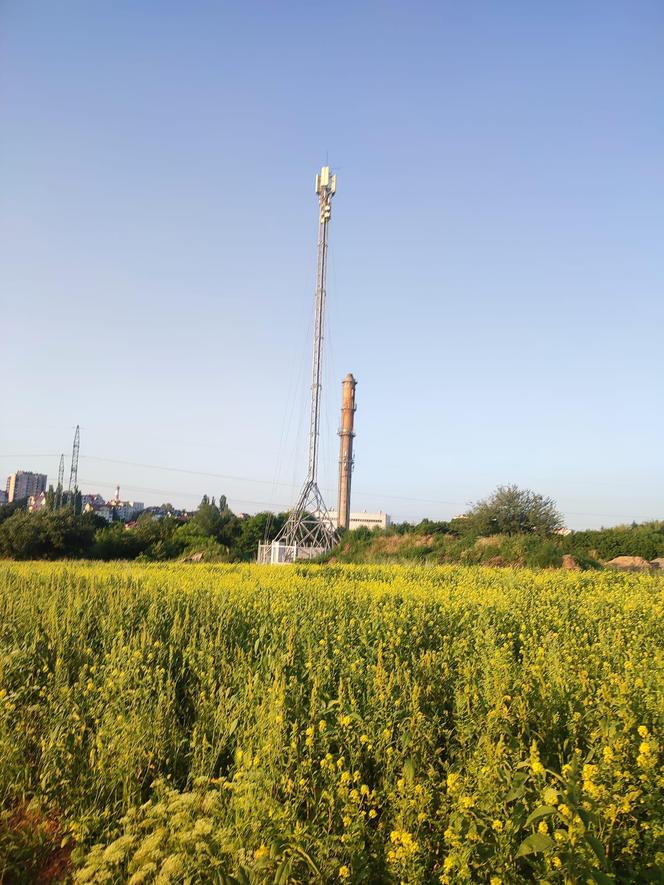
[98,501,145,522]
[79,491,144,522]
[28,491,48,512]
[318,510,392,531]
[142,505,187,520]
[6,471,47,503]
[82,494,106,512]
[113,501,144,521]
[0,490,7,506]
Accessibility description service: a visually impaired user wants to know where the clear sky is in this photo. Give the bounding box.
[2,1,663,529]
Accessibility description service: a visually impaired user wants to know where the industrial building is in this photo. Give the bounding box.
[6,471,47,503]
[318,510,391,531]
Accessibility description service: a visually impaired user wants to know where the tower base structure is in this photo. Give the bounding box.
[257,541,329,565]
[257,479,337,564]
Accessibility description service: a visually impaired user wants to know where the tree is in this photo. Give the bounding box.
[464,485,563,537]
[0,510,101,559]
[191,495,223,537]
[45,485,56,512]
[232,512,287,561]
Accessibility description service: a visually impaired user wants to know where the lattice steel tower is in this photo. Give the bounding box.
[55,454,65,509]
[259,167,338,562]
[68,425,80,505]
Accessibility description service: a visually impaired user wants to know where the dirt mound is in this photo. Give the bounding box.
[484,555,507,567]
[606,556,652,571]
[372,534,434,554]
[649,557,664,570]
[372,535,405,554]
[562,554,580,570]
[474,535,504,548]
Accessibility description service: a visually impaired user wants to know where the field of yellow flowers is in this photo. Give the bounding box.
[0,562,662,883]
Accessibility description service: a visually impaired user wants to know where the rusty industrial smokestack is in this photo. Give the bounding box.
[337,373,356,531]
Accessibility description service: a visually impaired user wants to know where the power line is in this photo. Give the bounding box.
[1,452,658,522]
[77,477,289,511]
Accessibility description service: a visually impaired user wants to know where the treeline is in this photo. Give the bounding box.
[1,484,663,567]
[331,486,664,568]
[0,496,286,562]
[333,520,664,568]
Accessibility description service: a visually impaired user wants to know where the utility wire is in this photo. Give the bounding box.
[1,453,657,521]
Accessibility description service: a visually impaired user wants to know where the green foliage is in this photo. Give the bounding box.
[91,522,148,561]
[0,510,101,560]
[231,512,287,562]
[45,485,56,512]
[465,485,564,536]
[333,517,664,569]
[564,522,664,561]
[0,496,285,563]
[0,562,662,882]
[0,498,28,525]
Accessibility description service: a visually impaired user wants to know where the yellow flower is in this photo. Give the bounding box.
[339,865,350,880]
[446,773,461,793]
[538,821,548,835]
[492,819,503,832]
[254,844,269,861]
[638,725,649,738]
[543,787,558,805]
[582,764,598,781]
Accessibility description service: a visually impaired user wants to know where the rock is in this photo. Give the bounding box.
[649,557,664,570]
[185,551,205,563]
[606,555,652,571]
[561,554,579,570]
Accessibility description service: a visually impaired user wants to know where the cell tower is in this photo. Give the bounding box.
[55,454,65,509]
[258,166,338,563]
[68,425,80,505]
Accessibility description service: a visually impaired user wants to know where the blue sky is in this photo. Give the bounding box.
[1,1,663,529]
